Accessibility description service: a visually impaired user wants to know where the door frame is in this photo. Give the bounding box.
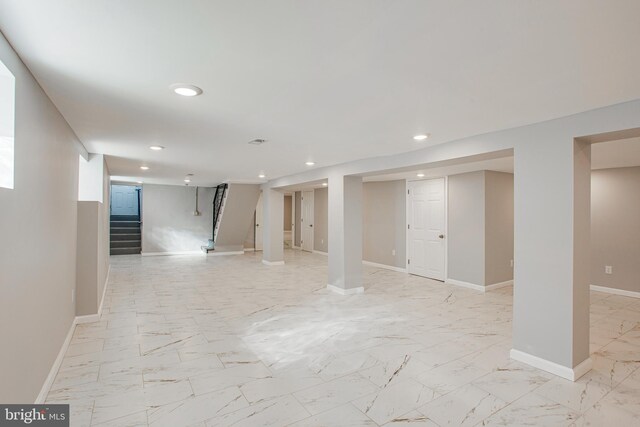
[405,176,448,280]
[301,190,314,252]
[255,192,263,251]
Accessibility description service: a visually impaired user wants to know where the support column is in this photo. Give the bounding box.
[262,188,284,265]
[327,174,363,294]
[512,137,591,380]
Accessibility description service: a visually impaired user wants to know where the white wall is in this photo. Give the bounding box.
[142,184,214,253]
[78,153,104,202]
[0,32,88,403]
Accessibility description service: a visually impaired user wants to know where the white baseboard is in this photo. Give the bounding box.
[510,349,592,381]
[485,279,513,291]
[207,250,245,256]
[591,284,640,299]
[244,248,255,252]
[446,278,485,292]
[142,250,244,257]
[362,260,407,273]
[142,251,205,257]
[446,278,513,292]
[35,318,77,403]
[327,284,364,295]
[262,260,285,266]
[75,314,100,324]
[312,250,328,256]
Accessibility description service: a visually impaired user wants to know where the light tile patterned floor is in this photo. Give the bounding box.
[46,250,640,426]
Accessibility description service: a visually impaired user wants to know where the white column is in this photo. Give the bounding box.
[512,137,591,380]
[262,188,284,265]
[327,174,363,294]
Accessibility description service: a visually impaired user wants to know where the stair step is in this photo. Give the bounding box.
[111,240,141,248]
[111,233,141,241]
[110,221,140,228]
[111,215,139,221]
[111,227,141,234]
[110,247,141,255]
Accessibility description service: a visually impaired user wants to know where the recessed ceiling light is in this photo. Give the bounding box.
[322,182,328,186]
[149,145,164,151]
[305,161,315,166]
[258,174,266,179]
[417,173,425,177]
[137,181,143,184]
[413,134,430,141]
[170,84,203,97]
[140,166,149,170]
[184,178,191,183]
[248,139,267,145]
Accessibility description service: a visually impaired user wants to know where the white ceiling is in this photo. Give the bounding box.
[1,1,640,186]
[365,136,640,182]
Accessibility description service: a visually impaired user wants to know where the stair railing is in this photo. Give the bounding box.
[202,183,228,252]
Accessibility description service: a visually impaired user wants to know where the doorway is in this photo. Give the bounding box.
[407,178,446,280]
[109,184,142,255]
[301,190,314,252]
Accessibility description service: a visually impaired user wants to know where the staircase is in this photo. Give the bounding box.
[110,215,141,255]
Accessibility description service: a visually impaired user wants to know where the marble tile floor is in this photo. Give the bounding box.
[46,250,640,426]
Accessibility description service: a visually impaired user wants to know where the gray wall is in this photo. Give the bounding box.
[448,171,486,285]
[284,195,292,231]
[447,171,514,286]
[363,180,406,268]
[314,188,329,252]
[591,167,640,292]
[76,159,110,316]
[294,191,302,247]
[308,181,406,268]
[142,184,214,253]
[0,32,87,402]
[485,171,514,285]
[215,184,260,252]
[76,202,101,315]
[244,212,255,249]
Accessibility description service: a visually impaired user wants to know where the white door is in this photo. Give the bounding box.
[111,185,139,216]
[255,193,263,251]
[301,190,314,252]
[408,178,446,280]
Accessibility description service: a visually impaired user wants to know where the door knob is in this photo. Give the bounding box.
[438,234,444,239]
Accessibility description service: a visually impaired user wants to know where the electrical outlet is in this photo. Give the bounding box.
[71,289,75,303]
[605,265,613,275]
[392,249,396,256]
[510,259,514,268]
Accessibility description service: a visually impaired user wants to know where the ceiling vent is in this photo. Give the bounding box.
[248,139,267,145]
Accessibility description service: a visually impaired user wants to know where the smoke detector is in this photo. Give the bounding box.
[248,139,267,145]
